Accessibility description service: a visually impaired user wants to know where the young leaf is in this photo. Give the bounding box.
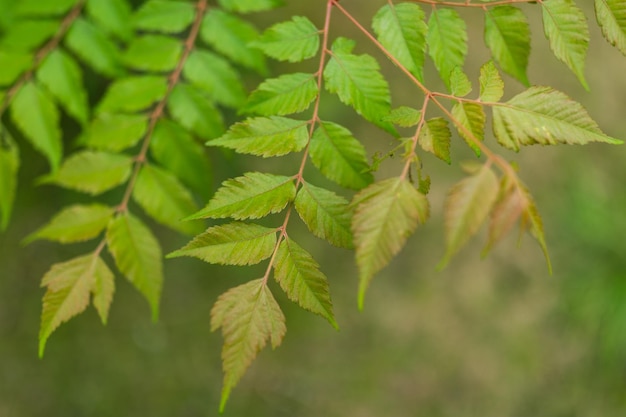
[274,238,337,328]
[241,72,318,116]
[251,16,319,62]
[23,204,114,245]
[167,84,224,140]
[484,6,531,86]
[427,8,468,90]
[167,222,277,266]
[41,150,133,195]
[201,9,267,74]
[492,86,623,151]
[542,0,589,90]
[97,76,168,113]
[449,67,472,97]
[352,177,429,308]
[218,0,283,14]
[309,121,374,190]
[123,35,182,72]
[451,102,485,157]
[39,253,114,357]
[323,37,396,135]
[37,49,89,125]
[372,2,427,81]
[207,116,308,157]
[520,187,552,273]
[439,165,499,268]
[106,213,163,321]
[595,0,626,56]
[294,181,353,249]
[132,164,201,236]
[133,0,195,33]
[384,106,421,128]
[83,113,148,151]
[183,49,247,108]
[65,18,125,77]
[418,117,451,164]
[10,82,61,171]
[478,60,504,102]
[187,172,295,220]
[0,50,32,86]
[211,279,286,412]
[85,0,133,42]
[0,132,19,231]
[483,180,525,254]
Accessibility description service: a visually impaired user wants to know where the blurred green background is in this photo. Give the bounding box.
[2,1,626,416]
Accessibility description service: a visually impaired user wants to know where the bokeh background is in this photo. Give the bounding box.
[1,1,626,416]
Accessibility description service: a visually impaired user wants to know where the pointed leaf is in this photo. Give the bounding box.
[107,213,163,320]
[483,179,525,254]
[274,238,337,327]
[167,84,224,140]
[83,113,148,151]
[0,132,19,230]
[595,0,626,56]
[241,72,318,116]
[211,279,285,412]
[418,117,451,164]
[294,181,353,248]
[14,0,77,17]
[188,172,295,220]
[310,121,373,190]
[492,86,623,151]
[91,256,115,325]
[41,150,133,195]
[479,60,504,102]
[427,8,467,90]
[0,20,59,51]
[251,16,319,62]
[520,187,552,273]
[86,0,133,41]
[542,0,589,89]
[324,37,396,134]
[97,76,168,113]
[133,0,195,33]
[23,204,114,245]
[372,2,427,81]
[65,18,124,77]
[123,35,182,72]
[384,106,421,128]
[0,50,33,86]
[449,67,472,97]
[207,116,308,157]
[167,222,277,266]
[484,6,531,86]
[352,177,429,308]
[218,0,283,13]
[132,164,201,235]
[451,102,485,156]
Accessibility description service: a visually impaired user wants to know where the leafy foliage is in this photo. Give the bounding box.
[1,0,624,411]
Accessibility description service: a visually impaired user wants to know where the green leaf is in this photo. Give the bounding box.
[37,49,89,125]
[542,0,589,89]
[595,0,626,56]
[10,82,62,171]
[418,117,451,164]
[520,186,552,273]
[251,16,319,62]
[0,19,59,51]
[384,106,421,128]
[83,113,148,151]
[449,67,472,97]
[123,35,182,72]
[167,84,224,140]
[324,38,396,135]
[41,150,133,195]
[241,72,318,116]
[39,253,114,357]
[183,49,246,108]
[274,238,337,327]
[107,213,163,321]
[150,119,212,199]
[0,132,19,231]
[211,279,285,412]
[218,0,283,13]
[294,181,353,249]
[207,116,308,157]
[14,0,77,17]
[97,76,168,113]
[427,8,468,90]
[372,2,427,81]
[188,172,295,220]
[65,18,124,77]
[0,50,32,86]
[86,0,133,41]
[133,0,195,33]
[201,9,266,74]
[451,102,485,157]
[478,60,504,102]
[484,6,531,86]
[310,121,373,190]
[23,204,114,245]
[352,177,429,308]
[167,223,277,266]
[492,86,623,151]
[132,164,201,236]
[439,165,499,268]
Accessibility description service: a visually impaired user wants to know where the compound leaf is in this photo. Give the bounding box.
[251,15,319,62]
[595,0,626,56]
[427,8,467,90]
[133,0,195,33]
[123,35,182,72]
[83,113,148,151]
[97,75,168,113]
[241,72,318,116]
[167,83,224,140]
[85,0,133,41]
[65,18,124,77]
[451,102,485,157]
